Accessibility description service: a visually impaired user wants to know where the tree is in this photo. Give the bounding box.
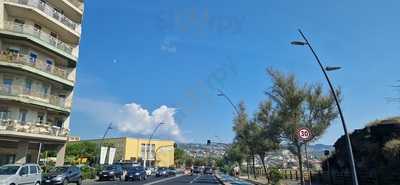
[253,100,282,181]
[66,141,97,165]
[266,68,339,185]
[232,102,253,178]
[174,148,187,167]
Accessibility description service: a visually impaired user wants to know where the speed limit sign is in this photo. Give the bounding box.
[296,127,313,141]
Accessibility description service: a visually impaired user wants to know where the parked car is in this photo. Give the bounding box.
[144,168,152,176]
[167,167,176,176]
[42,166,82,185]
[0,163,42,185]
[203,167,213,175]
[125,166,147,181]
[97,165,123,181]
[155,167,169,177]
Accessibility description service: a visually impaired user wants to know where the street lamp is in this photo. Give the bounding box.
[217,89,240,116]
[291,29,359,185]
[97,122,113,165]
[144,122,165,168]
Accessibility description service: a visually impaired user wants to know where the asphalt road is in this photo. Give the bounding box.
[83,174,221,185]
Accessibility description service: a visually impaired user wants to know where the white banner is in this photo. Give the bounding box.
[108,147,116,164]
[100,146,108,165]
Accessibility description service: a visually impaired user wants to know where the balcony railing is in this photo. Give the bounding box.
[0,83,70,109]
[67,0,84,12]
[5,0,80,33]
[0,119,69,138]
[0,51,72,81]
[3,21,74,56]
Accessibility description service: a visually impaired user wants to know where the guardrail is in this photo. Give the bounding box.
[5,0,80,33]
[0,119,69,137]
[0,83,70,109]
[3,21,75,56]
[0,51,72,81]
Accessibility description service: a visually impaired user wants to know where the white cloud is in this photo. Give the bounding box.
[73,98,184,141]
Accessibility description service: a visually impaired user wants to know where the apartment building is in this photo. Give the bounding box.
[0,0,84,166]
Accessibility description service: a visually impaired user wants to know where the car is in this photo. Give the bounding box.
[125,166,147,181]
[203,167,213,175]
[167,167,176,176]
[97,165,123,181]
[42,166,82,185]
[192,166,201,175]
[155,167,169,177]
[144,168,152,176]
[0,163,42,185]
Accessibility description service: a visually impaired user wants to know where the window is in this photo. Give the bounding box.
[25,79,32,94]
[55,118,63,127]
[29,52,38,64]
[14,19,25,25]
[50,32,58,39]
[19,166,28,176]
[42,84,49,97]
[13,19,24,32]
[34,24,41,31]
[3,79,13,94]
[0,107,9,121]
[46,59,53,72]
[29,166,37,174]
[19,109,27,124]
[37,112,45,124]
[7,47,20,55]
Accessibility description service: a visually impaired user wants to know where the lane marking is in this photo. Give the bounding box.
[189,175,201,184]
[143,174,183,185]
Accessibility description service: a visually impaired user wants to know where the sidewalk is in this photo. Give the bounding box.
[238,176,325,185]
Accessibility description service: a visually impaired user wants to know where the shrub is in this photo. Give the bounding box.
[269,167,283,185]
[80,166,96,180]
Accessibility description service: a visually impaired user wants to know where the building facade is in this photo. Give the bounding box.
[83,137,175,167]
[0,0,84,166]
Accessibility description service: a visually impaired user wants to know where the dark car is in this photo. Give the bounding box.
[97,165,123,181]
[192,166,201,175]
[167,167,176,176]
[125,166,147,181]
[42,166,82,185]
[155,167,169,177]
[204,167,213,175]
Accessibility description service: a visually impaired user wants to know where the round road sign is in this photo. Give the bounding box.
[296,127,313,141]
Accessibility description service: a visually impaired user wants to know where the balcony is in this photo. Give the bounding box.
[0,83,70,112]
[66,0,83,12]
[0,119,69,140]
[5,0,81,34]
[2,21,76,59]
[0,51,74,86]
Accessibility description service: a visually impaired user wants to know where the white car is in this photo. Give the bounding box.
[145,168,152,176]
[0,163,42,185]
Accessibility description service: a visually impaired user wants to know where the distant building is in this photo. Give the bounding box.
[68,136,80,142]
[81,137,175,167]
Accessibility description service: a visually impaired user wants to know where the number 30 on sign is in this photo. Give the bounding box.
[296,127,312,141]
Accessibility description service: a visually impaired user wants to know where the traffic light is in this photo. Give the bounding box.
[207,140,211,145]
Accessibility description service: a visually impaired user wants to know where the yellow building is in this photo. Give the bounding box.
[83,137,175,167]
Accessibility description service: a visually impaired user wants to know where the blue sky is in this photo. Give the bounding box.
[70,0,400,144]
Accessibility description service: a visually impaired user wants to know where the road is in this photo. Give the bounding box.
[84,174,221,185]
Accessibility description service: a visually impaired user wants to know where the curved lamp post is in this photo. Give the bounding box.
[217,89,240,116]
[291,29,359,185]
[144,122,165,168]
[96,122,113,165]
